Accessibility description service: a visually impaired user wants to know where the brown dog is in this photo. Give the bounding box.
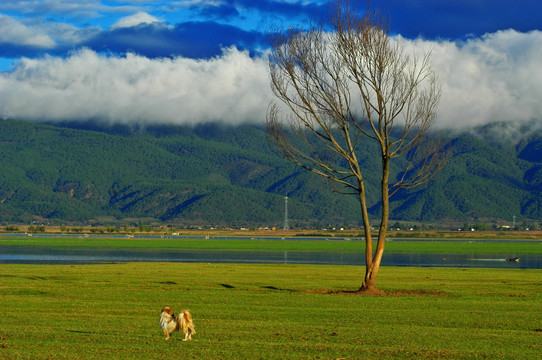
[159,307,196,341]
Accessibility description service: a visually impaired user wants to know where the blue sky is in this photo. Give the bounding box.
[0,0,541,128]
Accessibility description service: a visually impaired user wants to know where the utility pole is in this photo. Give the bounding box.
[283,196,290,230]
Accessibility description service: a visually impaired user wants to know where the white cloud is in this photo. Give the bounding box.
[0,0,127,19]
[27,18,100,47]
[417,29,542,128]
[110,12,164,30]
[0,14,99,50]
[0,14,56,48]
[0,30,541,129]
[176,1,226,8]
[0,47,271,125]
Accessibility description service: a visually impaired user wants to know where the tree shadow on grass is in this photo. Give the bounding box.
[66,330,94,334]
[305,288,450,296]
[245,283,449,297]
[260,285,297,293]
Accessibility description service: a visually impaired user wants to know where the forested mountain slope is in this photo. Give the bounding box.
[0,119,540,226]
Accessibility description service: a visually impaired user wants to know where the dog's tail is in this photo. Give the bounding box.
[180,310,196,335]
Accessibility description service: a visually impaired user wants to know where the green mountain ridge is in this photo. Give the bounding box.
[0,119,540,227]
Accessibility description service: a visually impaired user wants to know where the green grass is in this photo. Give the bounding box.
[384,239,542,255]
[0,236,363,252]
[1,235,541,255]
[1,263,541,359]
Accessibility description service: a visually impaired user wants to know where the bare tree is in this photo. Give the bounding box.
[267,1,446,292]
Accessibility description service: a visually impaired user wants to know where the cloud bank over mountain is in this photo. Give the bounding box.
[0,1,541,129]
[0,29,541,128]
[0,47,269,126]
[428,30,542,128]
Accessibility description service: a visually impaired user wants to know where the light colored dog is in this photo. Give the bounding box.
[159,307,196,341]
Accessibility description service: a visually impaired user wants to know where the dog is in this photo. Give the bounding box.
[159,307,196,341]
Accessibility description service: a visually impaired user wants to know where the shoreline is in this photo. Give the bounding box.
[2,227,541,240]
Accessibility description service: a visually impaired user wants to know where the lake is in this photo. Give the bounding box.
[0,234,540,268]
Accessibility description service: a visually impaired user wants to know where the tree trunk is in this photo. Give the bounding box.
[356,179,375,291]
[360,156,390,292]
[358,183,373,265]
[361,264,379,291]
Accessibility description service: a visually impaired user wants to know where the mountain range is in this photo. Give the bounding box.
[0,119,540,228]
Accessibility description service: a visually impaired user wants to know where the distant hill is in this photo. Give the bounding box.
[0,119,540,227]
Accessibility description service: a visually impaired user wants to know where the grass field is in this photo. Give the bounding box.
[1,235,541,255]
[1,262,541,359]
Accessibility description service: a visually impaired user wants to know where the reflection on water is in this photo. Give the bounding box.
[0,246,540,268]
